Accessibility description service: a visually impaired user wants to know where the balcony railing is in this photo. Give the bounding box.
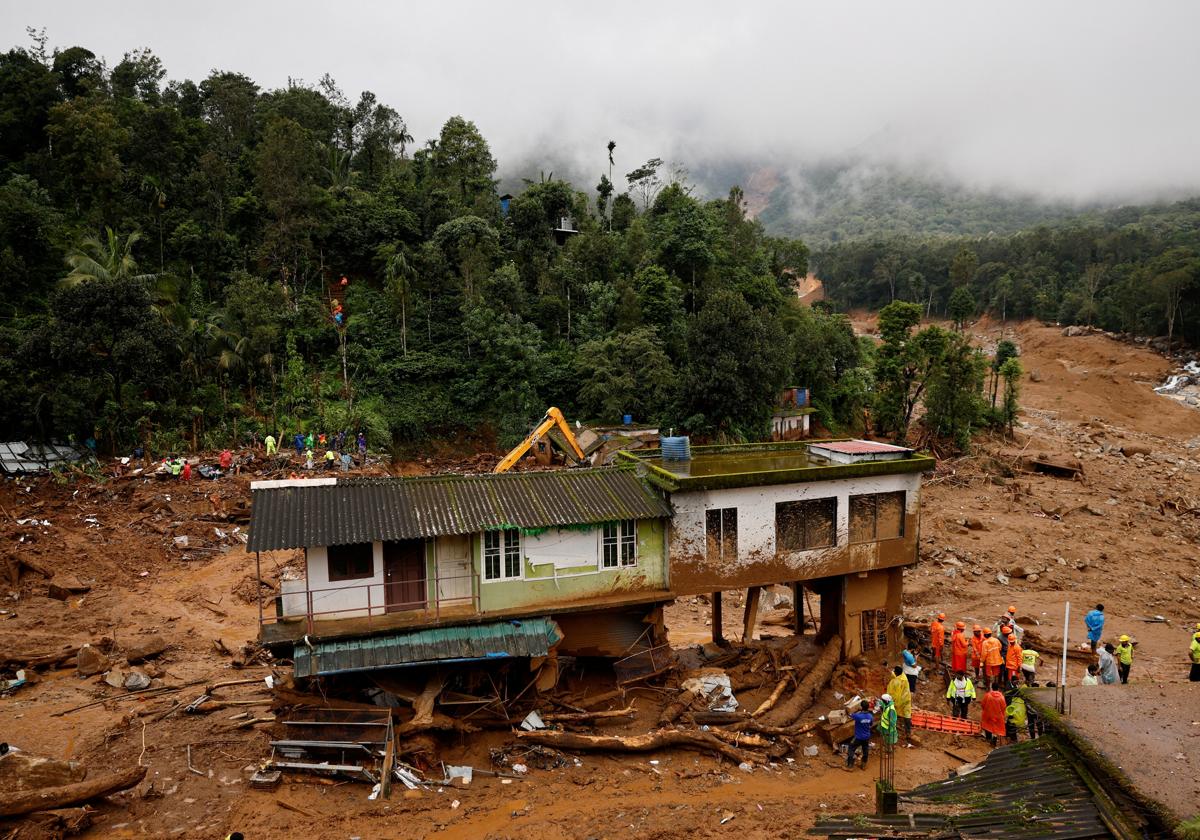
[260,570,480,637]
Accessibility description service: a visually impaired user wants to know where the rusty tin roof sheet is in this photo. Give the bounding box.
[247,467,671,552]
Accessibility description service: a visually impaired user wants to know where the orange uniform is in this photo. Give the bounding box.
[981,689,1007,738]
[930,618,946,659]
[970,632,984,666]
[950,629,970,672]
[982,635,1003,678]
[1005,639,1023,681]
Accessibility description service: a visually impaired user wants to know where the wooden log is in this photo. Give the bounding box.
[751,678,789,718]
[658,687,701,727]
[0,766,146,818]
[515,727,765,766]
[742,586,762,642]
[542,704,636,723]
[758,635,842,728]
[575,687,626,710]
[410,672,443,727]
[27,806,93,834]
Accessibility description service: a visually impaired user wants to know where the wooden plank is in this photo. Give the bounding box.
[711,591,724,644]
[742,586,762,642]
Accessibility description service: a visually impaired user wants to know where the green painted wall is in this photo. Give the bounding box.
[470,518,668,612]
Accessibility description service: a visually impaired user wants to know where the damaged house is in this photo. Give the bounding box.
[621,439,933,660]
[247,467,675,678]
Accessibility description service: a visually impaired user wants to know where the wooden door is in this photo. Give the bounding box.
[436,535,473,603]
[383,540,426,612]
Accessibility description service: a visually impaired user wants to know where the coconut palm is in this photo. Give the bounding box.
[62,228,158,287]
[383,245,416,357]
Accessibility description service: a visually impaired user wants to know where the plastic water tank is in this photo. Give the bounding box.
[659,435,691,461]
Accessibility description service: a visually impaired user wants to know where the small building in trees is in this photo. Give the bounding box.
[770,385,814,440]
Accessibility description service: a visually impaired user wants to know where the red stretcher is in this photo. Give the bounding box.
[911,709,982,735]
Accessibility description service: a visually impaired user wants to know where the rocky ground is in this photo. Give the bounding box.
[1,319,1198,838]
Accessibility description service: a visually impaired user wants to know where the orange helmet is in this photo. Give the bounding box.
[937,612,946,620]
[1007,605,1017,614]
[983,628,992,635]
[1001,625,1012,635]
[972,624,982,632]
[955,621,966,629]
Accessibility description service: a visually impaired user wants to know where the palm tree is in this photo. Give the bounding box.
[384,247,416,358]
[140,175,168,273]
[62,228,157,287]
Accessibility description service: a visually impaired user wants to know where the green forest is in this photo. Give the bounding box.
[0,36,1097,455]
[814,200,1200,347]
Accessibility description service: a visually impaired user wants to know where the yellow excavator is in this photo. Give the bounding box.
[494,407,585,473]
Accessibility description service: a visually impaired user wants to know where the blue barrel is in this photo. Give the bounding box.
[659,435,691,461]
[623,414,633,426]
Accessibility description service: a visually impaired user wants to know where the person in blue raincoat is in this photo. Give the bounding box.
[1084,604,1105,652]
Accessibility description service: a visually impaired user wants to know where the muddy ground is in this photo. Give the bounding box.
[2,319,1199,838]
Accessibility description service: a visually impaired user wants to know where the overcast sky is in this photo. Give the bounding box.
[6,1,1200,202]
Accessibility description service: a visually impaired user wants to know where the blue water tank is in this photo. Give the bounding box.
[660,435,691,461]
[623,414,633,426]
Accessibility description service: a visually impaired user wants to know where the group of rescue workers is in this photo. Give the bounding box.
[846,600,1200,769]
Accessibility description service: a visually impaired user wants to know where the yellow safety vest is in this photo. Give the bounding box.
[1116,643,1133,665]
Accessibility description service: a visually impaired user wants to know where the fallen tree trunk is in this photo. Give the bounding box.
[0,766,146,818]
[515,727,765,766]
[658,687,701,726]
[758,635,842,728]
[751,678,789,718]
[542,704,636,723]
[575,687,626,710]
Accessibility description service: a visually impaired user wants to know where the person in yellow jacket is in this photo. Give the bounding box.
[945,670,976,719]
[1115,634,1135,684]
[887,665,913,745]
[1189,631,1200,682]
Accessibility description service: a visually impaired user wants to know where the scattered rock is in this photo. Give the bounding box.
[104,668,127,688]
[124,668,152,691]
[1121,444,1152,458]
[996,574,1010,585]
[47,575,90,601]
[962,517,987,531]
[125,634,168,664]
[76,644,107,677]
[1026,573,1040,583]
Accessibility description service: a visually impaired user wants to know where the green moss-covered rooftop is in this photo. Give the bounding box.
[619,440,935,491]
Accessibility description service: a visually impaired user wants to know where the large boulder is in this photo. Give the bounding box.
[124,634,168,664]
[0,752,86,792]
[75,644,106,677]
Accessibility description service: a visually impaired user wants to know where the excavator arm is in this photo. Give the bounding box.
[494,407,585,473]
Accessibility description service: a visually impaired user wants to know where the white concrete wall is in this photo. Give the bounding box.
[524,528,604,572]
[293,542,386,619]
[670,472,921,568]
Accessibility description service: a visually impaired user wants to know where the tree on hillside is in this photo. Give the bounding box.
[988,338,1018,407]
[998,356,1022,435]
[577,326,676,423]
[924,330,985,451]
[62,228,157,287]
[681,290,787,438]
[626,157,663,211]
[873,301,941,442]
[948,286,975,331]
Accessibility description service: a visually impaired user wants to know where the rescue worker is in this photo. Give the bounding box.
[340,451,352,472]
[1115,635,1135,684]
[846,700,873,770]
[224,834,244,840]
[980,683,1007,745]
[902,641,920,693]
[305,431,314,450]
[945,670,976,719]
[1020,647,1041,686]
[886,665,913,745]
[1005,630,1023,689]
[970,624,985,683]
[304,448,314,471]
[219,449,233,471]
[293,432,304,455]
[1098,643,1119,684]
[318,433,327,447]
[264,434,277,456]
[982,627,1003,683]
[950,621,969,673]
[1081,663,1100,685]
[1190,631,1200,682]
[877,693,898,749]
[998,623,1012,665]
[324,449,336,469]
[357,431,367,455]
[930,612,947,662]
[1004,693,1027,742]
[168,457,182,477]
[1084,604,1105,653]
[1004,605,1023,641]
[180,459,191,481]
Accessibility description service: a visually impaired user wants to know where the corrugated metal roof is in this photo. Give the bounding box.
[813,440,911,454]
[0,441,89,475]
[247,467,671,552]
[293,618,563,676]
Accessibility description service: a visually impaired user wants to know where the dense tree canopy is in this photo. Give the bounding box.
[0,37,827,452]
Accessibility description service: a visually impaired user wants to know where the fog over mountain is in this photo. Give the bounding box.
[9,1,1200,220]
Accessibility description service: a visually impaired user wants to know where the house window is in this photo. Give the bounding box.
[327,543,374,581]
[602,520,638,569]
[705,508,738,563]
[860,609,889,652]
[776,497,837,551]
[849,492,905,543]
[483,529,522,581]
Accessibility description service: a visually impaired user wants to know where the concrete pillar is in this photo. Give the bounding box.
[742,586,763,642]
